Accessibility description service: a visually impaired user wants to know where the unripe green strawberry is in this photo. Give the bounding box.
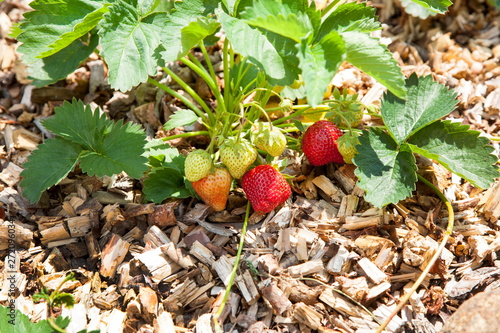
[253,123,287,157]
[337,132,360,164]
[302,120,344,166]
[185,150,212,182]
[328,88,364,128]
[220,138,257,179]
[192,167,232,211]
[241,165,291,214]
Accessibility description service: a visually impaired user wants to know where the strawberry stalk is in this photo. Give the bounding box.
[213,202,251,331]
[147,77,208,124]
[163,63,214,116]
[376,174,454,333]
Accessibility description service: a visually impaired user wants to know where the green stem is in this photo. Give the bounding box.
[213,202,251,331]
[243,102,272,124]
[161,131,210,142]
[161,65,213,116]
[199,42,218,85]
[271,106,314,125]
[180,57,227,115]
[222,38,232,114]
[147,77,208,125]
[46,273,75,333]
[47,317,68,333]
[376,174,454,333]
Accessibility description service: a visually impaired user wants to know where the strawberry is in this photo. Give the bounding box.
[184,149,212,182]
[253,123,287,157]
[192,167,232,211]
[328,88,364,128]
[241,165,291,214]
[337,132,360,164]
[301,120,344,166]
[220,138,257,179]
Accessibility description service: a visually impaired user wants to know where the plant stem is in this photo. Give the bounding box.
[160,131,210,142]
[147,77,208,124]
[46,272,75,333]
[48,317,68,333]
[161,64,213,116]
[376,174,454,333]
[183,54,224,112]
[213,202,251,331]
[271,106,319,125]
[199,41,218,85]
[222,38,231,113]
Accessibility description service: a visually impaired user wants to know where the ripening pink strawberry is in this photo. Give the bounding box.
[192,167,232,211]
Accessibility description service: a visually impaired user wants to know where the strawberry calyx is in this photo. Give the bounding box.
[337,131,360,164]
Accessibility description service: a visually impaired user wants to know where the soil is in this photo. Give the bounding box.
[1,0,500,332]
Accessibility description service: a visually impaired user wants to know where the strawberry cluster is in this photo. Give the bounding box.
[183,89,364,215]
[184,124,291,214]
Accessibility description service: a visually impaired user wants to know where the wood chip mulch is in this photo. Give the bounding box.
[1,0,500,332]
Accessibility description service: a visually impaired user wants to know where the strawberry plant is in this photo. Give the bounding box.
[17,0,498,215]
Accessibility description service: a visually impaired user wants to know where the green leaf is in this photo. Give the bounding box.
[240,0,315,42]
[297,31,345,107]
[8,23,22,39]
[17,0,105,64]
[78,119,148,179]
[401,0,438,19]
[354,128,418,207]
[39,5,110,58]
[22,99,148,203]
[259,30,301,86]
[98,0,169,91]
[42,99,112,148]
[146,147,185,172]
[316,2,380,40]
[342,31,406,100]
[180,17,220,54]
[26,34,99,87]
[160,0,219,62]
[0,306,70,333]
[52,293,76,308]
[406,0,451,13]
[488,0,500,8]
[143,167,193,203]
[382,74,458,144]
[219,11,295,86]
[164,109,200,131]
[20,137,82,203]
[408,120,500,189]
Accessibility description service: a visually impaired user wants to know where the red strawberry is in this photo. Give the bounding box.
[192,167,232,211]
[241,165,291,214]
[302,120,344,166]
